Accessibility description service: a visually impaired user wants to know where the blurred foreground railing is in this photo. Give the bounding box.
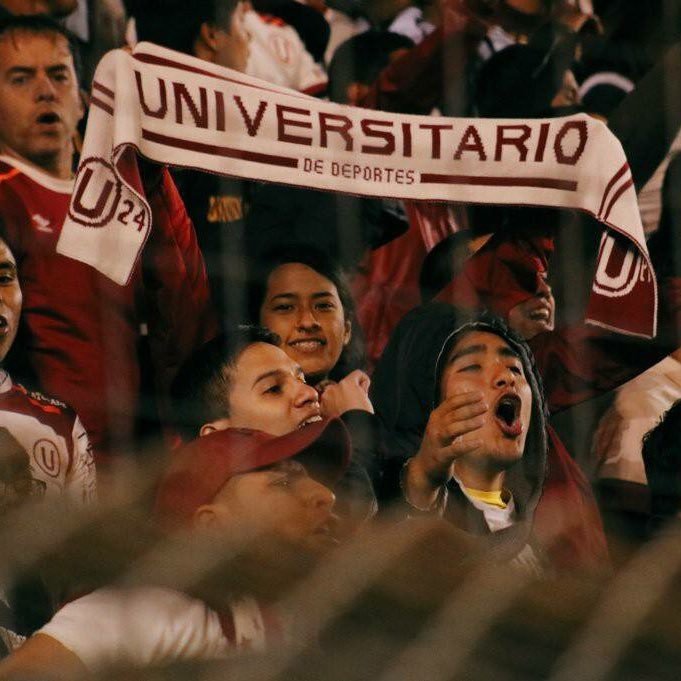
[2,455,681,681]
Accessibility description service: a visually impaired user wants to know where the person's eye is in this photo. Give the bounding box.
[272,303,294,312]
[509,365,523,375]
[10,75,27,85]
[0,274,15,284]
[263,384,282,395]
[315,302,335,311]
[458,364,480,373]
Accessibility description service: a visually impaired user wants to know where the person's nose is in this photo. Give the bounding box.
[35,73,57,102]
[294,381,320,409]
[302,477,336,511]
[536,274,552,299]
[296,305,320,331]
[493,365,516,390]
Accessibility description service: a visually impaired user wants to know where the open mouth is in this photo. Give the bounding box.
[313,514,340,545]
[289,338,326,353]
[528,306,551,322]
[298,414,323,429]
[494,394,523,437]
[0,316,8,335]
[36,112,61,125]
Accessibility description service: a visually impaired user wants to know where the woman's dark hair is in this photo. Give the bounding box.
[248,243,366,381]
[127,0,242,56]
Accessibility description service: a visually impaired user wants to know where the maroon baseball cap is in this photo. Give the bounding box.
[154,418,351,529]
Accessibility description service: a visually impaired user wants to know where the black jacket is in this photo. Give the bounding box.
[371,303,549,563]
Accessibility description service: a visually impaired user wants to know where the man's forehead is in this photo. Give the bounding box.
[267,459,306,473]
[230,459,307,485]
[235,342,302,379]
[0,29,73,62]
[239,341,295,365]
[447,330,519,361]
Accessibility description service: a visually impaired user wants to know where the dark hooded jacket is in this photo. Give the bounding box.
[371,303,609,571]
[371,304,549,566]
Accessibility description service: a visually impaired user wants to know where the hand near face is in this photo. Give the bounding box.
[405,390,487,508]
[319,370,374,418]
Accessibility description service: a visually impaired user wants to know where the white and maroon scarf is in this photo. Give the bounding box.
[59,42,655,337]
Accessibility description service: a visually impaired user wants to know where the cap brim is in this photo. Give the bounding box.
[246,418,351,488]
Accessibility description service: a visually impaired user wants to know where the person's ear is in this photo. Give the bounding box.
[342,319,352,347]
[199,417,231,437]
[192,504,221,530]
[345,82,369,106]
[197,21,220,58]
[77,88,86,122]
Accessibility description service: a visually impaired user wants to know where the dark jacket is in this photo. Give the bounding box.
[371,304,549,566]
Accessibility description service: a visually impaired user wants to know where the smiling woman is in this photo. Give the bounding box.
[249,244,366,386]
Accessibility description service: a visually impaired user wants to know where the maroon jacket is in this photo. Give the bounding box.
[0,156,217,465]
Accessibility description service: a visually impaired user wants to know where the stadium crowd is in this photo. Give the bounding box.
[1,0,681,677]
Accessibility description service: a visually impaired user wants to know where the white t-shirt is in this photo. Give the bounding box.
[454,477,543,575]
[245,11,328,94]
[387,7,435,46]
[456,479,516,532]
[39,586,273,672]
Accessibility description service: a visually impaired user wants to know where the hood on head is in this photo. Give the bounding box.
[433,313,548,522]
[371,304,548,528]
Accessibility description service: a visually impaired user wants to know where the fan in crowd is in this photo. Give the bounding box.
[2,0,681,675]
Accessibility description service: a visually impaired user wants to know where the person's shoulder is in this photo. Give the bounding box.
[2,383,78,427]
[246,10,301,42]
[38,586,223,671]
[0,158,24,204]
[12,384,70,412]
[74,585,202,611]
[0,155,73,195]
[0,158,20,182]
[45,585,214,635]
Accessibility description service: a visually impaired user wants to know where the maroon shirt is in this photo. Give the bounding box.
[0,155,216,464]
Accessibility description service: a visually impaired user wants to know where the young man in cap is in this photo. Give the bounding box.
[0,418,348,678]
[171,327,377,527]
